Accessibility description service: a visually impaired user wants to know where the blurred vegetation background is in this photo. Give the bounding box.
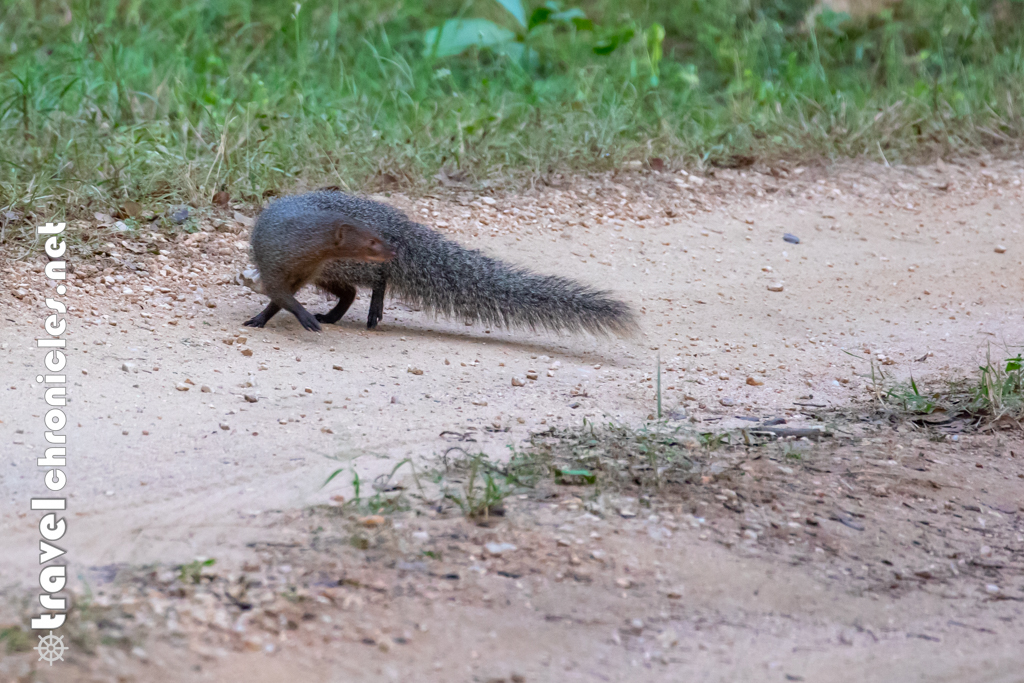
[0,0,1023,220]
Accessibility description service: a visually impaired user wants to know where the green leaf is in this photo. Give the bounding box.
[816,8,852,36]
[646,23,664,85]
[555,468,596,484]
[321,468,345,489]
[593,26,634,55]
[493,0,527,30]
[423,19,517,58]
[528,7,553,31]
[552,8,586,23]
[571,16,594,32]
[495,40,528,64]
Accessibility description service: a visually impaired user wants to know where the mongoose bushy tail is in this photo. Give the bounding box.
[244,202,395,331]
[274,190,637,336]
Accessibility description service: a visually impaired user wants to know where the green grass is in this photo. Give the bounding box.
[879,349,1024,426]
[0,625,32,654]
[438,448,515,518]
[177,557,216,584]
[2,0,1024,247]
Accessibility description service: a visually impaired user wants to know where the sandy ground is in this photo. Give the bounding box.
[0,156,1022,682]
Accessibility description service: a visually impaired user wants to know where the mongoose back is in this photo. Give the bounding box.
[256,190,638,336]
[244,204,395,331]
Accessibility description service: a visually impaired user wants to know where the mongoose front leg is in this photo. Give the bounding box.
[367,282,386,329]
[315,283,357,325]
[244,302,281,328]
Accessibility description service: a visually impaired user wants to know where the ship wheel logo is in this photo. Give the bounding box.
[34,631,68,665]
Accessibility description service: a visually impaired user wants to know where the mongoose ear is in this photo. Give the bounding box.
[334,224,348,244]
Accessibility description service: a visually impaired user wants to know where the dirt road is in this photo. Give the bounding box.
[1,157,1022,682]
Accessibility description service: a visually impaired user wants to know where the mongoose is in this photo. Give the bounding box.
[253,190,637,336]
[244,207,395,331]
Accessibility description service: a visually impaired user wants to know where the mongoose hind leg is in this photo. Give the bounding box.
[315,283,357,325]
[263,288,322,332]
[282,297,322,331]
[244,302,281,328]
[367,282,386,329]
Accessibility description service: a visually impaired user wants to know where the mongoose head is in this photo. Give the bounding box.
[332,221,396,263]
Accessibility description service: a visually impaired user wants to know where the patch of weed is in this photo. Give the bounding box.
[0,626,32,653]
[177,558,215,585]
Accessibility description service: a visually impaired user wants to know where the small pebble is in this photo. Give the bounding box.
[484,542,517,556]
[244,394,258,403]
[219,423,230,431]
[200,385,211,393]
[407,366,424,375]
[783,233,800,244]
[767,283,784,292]
[720,397,736,407]
[994,245,1006,253]
[746,376,764,386]
[175,383,189,391]
[512,377,526,387]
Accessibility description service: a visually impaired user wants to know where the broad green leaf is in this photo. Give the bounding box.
[593,26,634,55]
[571,16,594,32]
[552,8,586,22]
[496,40,526,62]
[495,41,539,70]
[494,0,527,29]
[423,19,516,58]
[528,7,553,31]
[816,8,852,36]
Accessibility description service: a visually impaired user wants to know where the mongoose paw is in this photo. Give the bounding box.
[243,317,267,328]
[314,313,335,325]
[297,312,323,332]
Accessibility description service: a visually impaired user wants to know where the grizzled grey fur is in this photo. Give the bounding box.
[252,190,638,336]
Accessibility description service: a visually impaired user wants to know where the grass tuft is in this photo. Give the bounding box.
[880,348,1024,427]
